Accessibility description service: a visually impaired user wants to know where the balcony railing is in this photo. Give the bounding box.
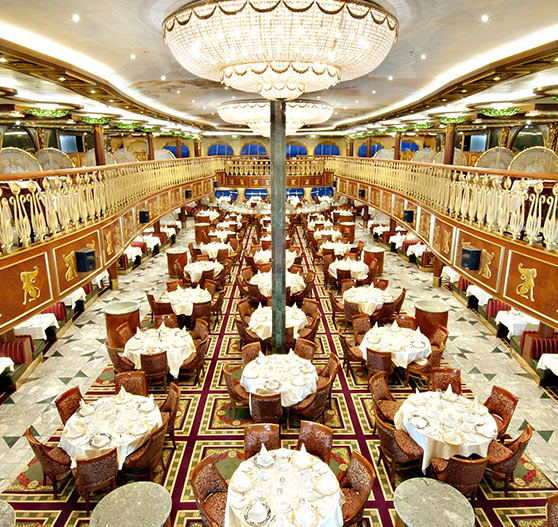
[327,157,558,252]
[223,157,326,179]
[0,157,224,255]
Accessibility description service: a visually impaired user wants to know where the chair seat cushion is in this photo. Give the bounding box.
[491,413,505,435]
[377,400,402,422]
[431,457,448,474]
[487,440,512,465]
[233,383,249,401]
[350,347,364,361]
[204,491,227,527]
[394,430,423,458]
[292,394,316,411]
[317,376,329,389]
[340,487,361,520]
[49,447,71,466]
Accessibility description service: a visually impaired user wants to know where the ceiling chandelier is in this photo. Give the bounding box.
[163,0,398,100]
[217,99,334,136]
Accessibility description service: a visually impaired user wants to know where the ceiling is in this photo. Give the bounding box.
[0,0,557,135]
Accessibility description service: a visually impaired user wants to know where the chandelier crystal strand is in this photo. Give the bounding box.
[163,0,398,100]
[217,99,334,136]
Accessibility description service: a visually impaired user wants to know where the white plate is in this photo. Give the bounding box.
[91,434,110,448]
[129,422,148,436]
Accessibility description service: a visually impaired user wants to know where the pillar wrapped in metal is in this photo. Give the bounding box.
[270,100,286,354]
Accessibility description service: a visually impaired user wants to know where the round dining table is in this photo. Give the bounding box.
[160,285,212,316]
[241,352,318,407]
[321,241,353,257]
[394,390,498,471]
[247,305,308,341]
[124,326,196,378]
[200,242,232,259]
[253,249,297,269]
[249,271,305,297]
[328,259,369,280]
[314,229,342,242]
[60,391,162,469]
[225,447,344,527]
[358,322,431,368]
[343,285,397,315]
[184,261,223,283]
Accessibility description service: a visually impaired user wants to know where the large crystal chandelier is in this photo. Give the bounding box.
[163,0,398,100]
[217,99,333,136]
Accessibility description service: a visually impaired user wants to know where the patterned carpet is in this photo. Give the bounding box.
[1,226,556,526]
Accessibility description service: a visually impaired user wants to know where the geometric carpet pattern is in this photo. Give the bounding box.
[1,225,556,526]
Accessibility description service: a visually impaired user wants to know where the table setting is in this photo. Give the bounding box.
[217,220,240,230]
[343,285,396,316]
[225,444,344,527]
[494,308,539,337]
[198,210,220,222]
[358,321,431,368]
[254,250,297,270]
[394,387,498,471]
[328,260,369,280]
[14,312,59,340]
[184,260,224,283]
[249,272,305,298]
[200,242,232,259]
[60,388,162,469]
[124,325,196,377]
[247,306,308,342]
[314,229,342,242]
[160,284,213,316]
[320,241,352,258]
[308,220,333,231]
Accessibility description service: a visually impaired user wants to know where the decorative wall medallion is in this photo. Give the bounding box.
[63,251,78,282]
[86,241,96,249]
[442,230,451,254]
[105,231,114,256]
[480,248,495,279]
[20,266,40,305]
[516,263,537,302]
[434,226,441,248]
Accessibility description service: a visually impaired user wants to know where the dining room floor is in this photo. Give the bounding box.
[0,218,557,527]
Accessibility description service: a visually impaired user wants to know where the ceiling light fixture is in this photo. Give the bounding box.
[481,14,489,23]
[90,89,96,94]
[0,57,7,63]
[388,75,394,81]
[58,76,65,81]
[72,14,80,22]
[218,99,333,136]
[163,0,398,100]
[493,76,500,81]
[176,90,181,94]
[420,54,426,60]
[161,75,166,81]
[130,54,136,60]
[372,90,376,94]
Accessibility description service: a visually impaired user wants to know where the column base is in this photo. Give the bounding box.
[110,278,119,290]
[432,276,441,288]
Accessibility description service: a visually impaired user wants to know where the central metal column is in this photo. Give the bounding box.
[270,100,286,354]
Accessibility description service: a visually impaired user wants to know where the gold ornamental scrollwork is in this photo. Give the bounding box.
[86,241,95,249]
[442,231,451,254]
[20,266,40,305]
[433,226,441,248]
[63,251,78,281]
[479,249,495,279]
[516,263,537,302]
[105,231,114,256]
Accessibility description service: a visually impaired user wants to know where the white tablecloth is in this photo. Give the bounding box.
[124,246,143,261]
[124,326,195,378]
[328,260,369,280]
[160,286,212,317]
[184,261,223,283]
[441,266,461,283]
[212,230,235,242]
[343,286,396,316]
[63,288,87,309]
[253,249,296,269]
[92,270,110,288]
[225,447,343,527]
[0,357,14,375]
[389,233,418,250]
[407,243,428,258]
[309,219,333,231]
[466,285,492,306]
[144,227,176,238]
[134,235,159,251]
[198,210,220,221]
[247,306,308,341]
[200,242,232,259]
[249,271,305,297]
[537,354,558,376]
[314,229,342,242]
[241,352,318,407]
[14,313,59,340]
[261,234,290,243]
[359,322,431,368]
[494,309,539,337]
[321,242,353,257]
[60,393,162,469]
[217,221,239,230]
[372,225,390,235]
[394,390,497,471]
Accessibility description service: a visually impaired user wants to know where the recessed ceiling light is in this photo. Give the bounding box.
[176,90,181,94]
[316,96,320,99]
[203,106,206,110]
[372,90,376,94]
[109,99,114,103]
[421,54,426,60]
[72,13,80,22]
[0,57,7,63]
[15,120,21,125]
[461,89,467,93]
[130,54,136,60]
[58,76,65,81]
[493,76,501,81]
[442,98,447,102]
[161,75,166,81]
[335,111,338,115]
[192,99,195,103]
[555,57,558,62]
[483,125,487,129]
[355,100,359,103]
[125,106,130,108]
[481,14,489,23]
[90,89,96,94]
[526,119,532,124]
[343,106,347,110]
[388,75,393,81]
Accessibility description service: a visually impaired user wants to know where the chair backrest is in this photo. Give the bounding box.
[116,322,134,344]
[236,317,259,345]
[301,299,320,318]
[191,300,212,323]
[258,262,272,273]
[321,352,340,379]
[337,268,353,284]
[343,300,361,323]
[190,455,227,508]
[74,448,119,492]
[25,427,66,472]
[204,280,217,297]
[247,282,268,304]
[238,298,253,321]
[294,338,317,361]
[392,288,406,313]
[352,313,371,340]
[155,314,179,328]
[298,376,333,419]
[166,280,180,292]
[55,386,83,424]
[244,423,281,459]
[139,415,169,467]
[340,451,376,524]
[329,291,344,314]
[250,392,283,423]
[198,269,214,288]
[372,278,389,290]
[160,382,181,429]
[440,455,489,495]
[216,248,229,263]
[366,348,393,377]
[105,340,134,373]
[393,314,418,330]
[296,421,333,464]
[114,371,148,396]
[484,385,518,425]
[242,342,262,367]
[430,325,449,352]
[147,293,173,316]
[340,279,357,294]
[368,371,394,405]
[140,351,168,376]
[223,363,244,401]
[212,289,226,312]
[191,319,209,342]
[430,367,462,394]
[371,298,397,326]
[547,493,558,527]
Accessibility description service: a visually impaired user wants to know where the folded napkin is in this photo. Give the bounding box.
[79,398,92,413]
[295,502,315,525]
[258,351,265,360]
[259,442,272,463]
[446,383,453,395]
[135,328,142,338]
[415,327,422,335]
[117,386,128,401]
[415,387,420,395]
[248,501,267,522]
[391,321,398,330]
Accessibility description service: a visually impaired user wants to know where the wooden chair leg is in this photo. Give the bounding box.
[85,493,91,515]
[52,476,58,499]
